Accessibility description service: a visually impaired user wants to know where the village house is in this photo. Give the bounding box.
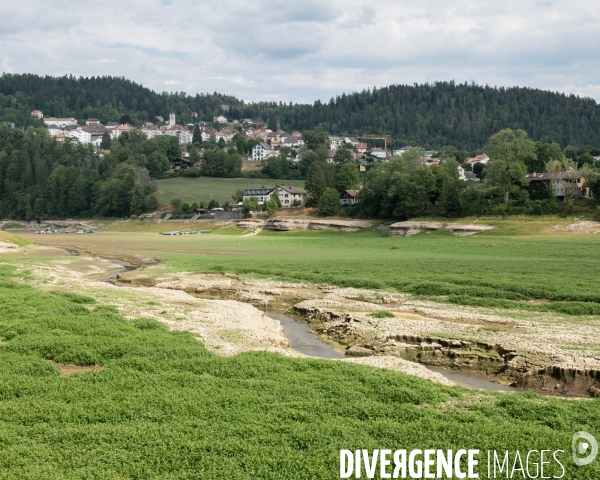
[213,115,228,124]
[275,185,304,207]
[392,146,412,157]
[142,123,162,139]
[111,124,135,139]
[31,110,43,119]
[526,171,588,200]
[466,154,490,167]
[86,118,101,126]
[356,142,367,154]
[43,117,77,128]
[329,136,344,149]
[281,136,302,148]
[164,125,192,144]
[68,127,92,144]
[46,124,62,136]
[252,142,275,161]
[170,157,192,170]
[423,158,441,166]
[327,149,336,164]
[243,188,275,204]
[340,190,358,206]
[370,148,388,160]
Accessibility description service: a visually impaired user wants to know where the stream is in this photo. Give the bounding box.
[58,248,517,392]
[265,310,517,392]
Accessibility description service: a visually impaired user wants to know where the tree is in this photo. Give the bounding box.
[305,162,336,205]
[302,130,328,151]
[235,134,247,154]
[473,162,486,179]
[533,142,562,173]
[267,117,278,131]
[181,202,190,214]
[190,202,199,211]
[299,151,321,177]
[333,148,352,164]
[318,188,340,217]
[232,189,244,203]
[336,162,360,193]
[243,197,259,216]
[217,138,226,149]
[208,199,220,210]
[265,197,279,216]
[170,197,183,213]
[119,114,131,125]
[192,124,202,145]
[486,129,536,204]
[100,131,112,150]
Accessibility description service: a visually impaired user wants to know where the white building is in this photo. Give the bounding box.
[111,124,135,139]
[68,127,92,144]
[275,185,304,207]
[213,115,228,124]
[328,136,344,150]
[141,123,163,139]
[164,125,192,144]
[86,118,101,126]
[458,165,466,181]
[46,124,63,136]
[252,142,274,161]
[43,117,78,128]
[31,110,43,119]
[243,188,275,204]
[370,148,387,160]
[169,112,176,127]
[466,154,490,167]
[392,146,412,157]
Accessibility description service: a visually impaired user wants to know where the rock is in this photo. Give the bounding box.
[388,221,494,236]
[237,219,266,229]
[346,346,375,357]
[238,218,374,232]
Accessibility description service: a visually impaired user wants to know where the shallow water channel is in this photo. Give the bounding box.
[265,310,517,392]
[57,249,516,392]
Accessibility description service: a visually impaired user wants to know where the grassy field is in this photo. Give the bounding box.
[17,219,600,316]
[0,231,30,246]
[155,177,305,207]
[0,264,597,478]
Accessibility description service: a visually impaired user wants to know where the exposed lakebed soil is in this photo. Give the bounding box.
[115,268,600,398]
[4,240,600,397]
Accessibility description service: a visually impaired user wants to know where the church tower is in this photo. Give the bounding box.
[169,112,176,127]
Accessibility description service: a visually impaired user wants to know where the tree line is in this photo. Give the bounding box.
[2,74,600,150]
[0,126,186,219]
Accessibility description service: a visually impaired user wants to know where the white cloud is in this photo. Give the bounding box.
[1,0,599,102]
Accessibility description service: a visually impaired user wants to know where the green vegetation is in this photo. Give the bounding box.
[156,177,304,207]
[149,228,600,315]
[368,311,396,318]
[3,74,600,149]
[0,266,598,477]
[0,231,30,247]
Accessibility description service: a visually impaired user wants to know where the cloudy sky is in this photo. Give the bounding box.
[1,1,599,103]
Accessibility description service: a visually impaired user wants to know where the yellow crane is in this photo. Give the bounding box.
[356,135,392,151]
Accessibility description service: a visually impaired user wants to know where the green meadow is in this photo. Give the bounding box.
[155,177,305,207]
[18,219,600,316]
[0,264,598,478]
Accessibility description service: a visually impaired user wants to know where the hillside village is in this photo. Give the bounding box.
[27,107,600,215]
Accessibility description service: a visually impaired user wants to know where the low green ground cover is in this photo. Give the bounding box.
[155,177,305,207]
[156,229,600,316]
[0,266,598,478]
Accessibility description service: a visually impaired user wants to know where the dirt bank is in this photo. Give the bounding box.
[115,268,600,397]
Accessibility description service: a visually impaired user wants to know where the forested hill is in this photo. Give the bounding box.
[1,73,599,149]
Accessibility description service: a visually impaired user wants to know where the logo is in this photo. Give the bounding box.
[572,432,598,466]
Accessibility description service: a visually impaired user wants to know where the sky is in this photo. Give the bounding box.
[1,0,599,103]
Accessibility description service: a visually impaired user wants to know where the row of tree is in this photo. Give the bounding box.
[2,74,600,150]
[0,126,186,219]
